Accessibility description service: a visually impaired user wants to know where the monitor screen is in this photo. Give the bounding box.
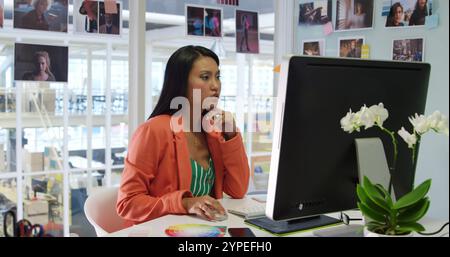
[266,56,430,222]
[31,178,48,194]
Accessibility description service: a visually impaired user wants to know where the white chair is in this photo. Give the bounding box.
[84,187,126,236]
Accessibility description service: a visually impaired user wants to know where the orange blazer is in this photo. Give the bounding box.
[116,115,250,226]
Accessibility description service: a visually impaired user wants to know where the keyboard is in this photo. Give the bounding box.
[227,204,266,219]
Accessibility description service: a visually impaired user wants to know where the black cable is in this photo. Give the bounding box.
[417,222,449,236]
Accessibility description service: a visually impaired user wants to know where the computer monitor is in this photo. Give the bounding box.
[32,178,48,194]
[250,56,430,235]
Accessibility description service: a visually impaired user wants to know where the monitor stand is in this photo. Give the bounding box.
[245,215,342,236]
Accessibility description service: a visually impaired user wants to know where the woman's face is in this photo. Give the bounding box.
[186,56,221,113]
[356,3,363,14]
[36,56,47,72]
[36,0,48,14]
[394,6,403,23]
[418,0,427,9]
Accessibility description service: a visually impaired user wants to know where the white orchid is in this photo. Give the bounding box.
[369,103,389,127]
[398,127,418,149]
[340,111,355,133]
[427,111,449,136]
[341,103,390,133]
[409,113,430,135]
[359,105,376,129]
[340,109,361,133]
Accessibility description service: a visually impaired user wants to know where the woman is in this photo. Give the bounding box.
[239,15,250,52]
[386,2,404,27]
[345,2,366,29]
[79,0,98,33]
[116,46,249,226]
[409,0,428,26]
[22,51,56,81]
[21,0,49,30]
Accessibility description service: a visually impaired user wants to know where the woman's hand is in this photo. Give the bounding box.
[182,195,226,221]
[205,109,237,140]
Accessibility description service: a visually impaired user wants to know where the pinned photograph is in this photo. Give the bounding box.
[236,10,259,54]
[392,38,424,62]
[335,0,374,31]
[99,1,120,35]
[0,0,4,28]
[217,0,239,6]
[384,0,432,27]
[186,5,205,36]
[74,0,99,34]
[299,0,332,26]
[14,43,68,83]
[13,0,69,32]
[302,40,325,56]
[205,8,222,37]
[338,37,365,58]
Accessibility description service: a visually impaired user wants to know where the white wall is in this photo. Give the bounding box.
[294,0,449,219]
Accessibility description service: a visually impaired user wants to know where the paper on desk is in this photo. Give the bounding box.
[104,0,118,14]
[165,224,226,237]
[251,195,267,203]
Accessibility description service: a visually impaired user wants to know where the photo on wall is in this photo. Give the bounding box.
[335,0,374,31]
[14,43,68,83]
[338,37,365,58]
[99,1,121,35]
[392,38,424,62]
[299,0,332,26]
[186,5,205,36]
[302,39,325,56]
[217,0,239,6]
[0,0,4,29]
[73,0,99,34]
[13,0,68,32]
[383,0,433,27]
[205,8,222,37]
[235,10,259,54]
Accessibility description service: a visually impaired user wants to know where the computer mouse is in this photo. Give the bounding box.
[212,211,228,221]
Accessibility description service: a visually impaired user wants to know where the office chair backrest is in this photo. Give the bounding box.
[84,187,126,236]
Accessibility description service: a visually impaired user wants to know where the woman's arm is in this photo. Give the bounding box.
[116,123,191,224]
[219,133,250,199]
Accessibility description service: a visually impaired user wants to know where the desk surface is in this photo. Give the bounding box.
[107,196,449,237]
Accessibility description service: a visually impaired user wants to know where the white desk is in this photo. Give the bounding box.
[106,197,448,237]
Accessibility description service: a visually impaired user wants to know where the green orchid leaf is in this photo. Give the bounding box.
[362,177,391,212]
[375,184,394,208]
[358,202,386,223]
[396,222,426,233]
[398,198,430,223]
[366,221,386,232]
[394,179,431,210]
[374,184,388,198]
[357,185,391,216]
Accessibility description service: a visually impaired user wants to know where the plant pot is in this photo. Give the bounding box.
[363,227,413,237]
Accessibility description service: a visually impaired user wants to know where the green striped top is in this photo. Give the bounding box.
[190,158,215,197]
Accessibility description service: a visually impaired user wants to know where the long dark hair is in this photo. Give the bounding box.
[386,2,403,26]
[413,0,428,16]
[149,45,220,119]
